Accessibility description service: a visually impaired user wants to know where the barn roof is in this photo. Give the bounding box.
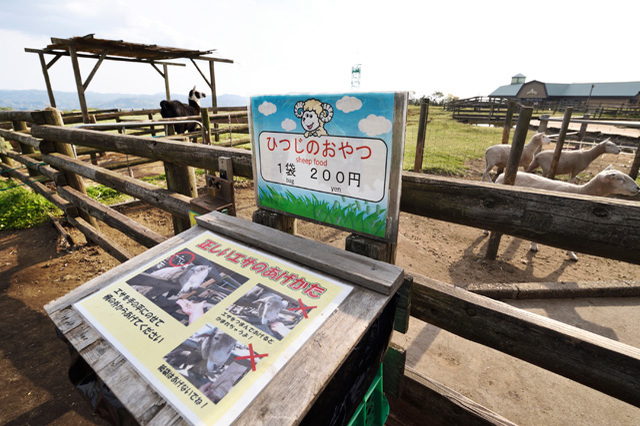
[490,80,640,98]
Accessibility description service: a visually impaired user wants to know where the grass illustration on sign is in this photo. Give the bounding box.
[251,93,397,239]
[259,185,387,237]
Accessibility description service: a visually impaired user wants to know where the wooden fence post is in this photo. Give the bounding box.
[37,108,98,228]
[629,143,640,180]
[501,101,516,144]
[485,106,533,260]
[252,209,296,234]
[201,108,212,145]
[548,107,573,179]
[538,114,550,133]
[413,98,429,173]
[578,113,590,141]
[164,162,196,234]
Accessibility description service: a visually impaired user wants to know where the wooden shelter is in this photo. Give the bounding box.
[25,34,234,123]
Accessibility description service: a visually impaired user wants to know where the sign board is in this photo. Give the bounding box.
[250,92,407,242]
[74,230,352,426]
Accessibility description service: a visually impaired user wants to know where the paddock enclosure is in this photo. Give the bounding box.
[2,99,640,425]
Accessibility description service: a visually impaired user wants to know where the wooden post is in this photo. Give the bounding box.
[38,52,57,108]
[538,114,550,133]
[413,98,429,172]
[547,107,573,179]
[68,46,90,124]
[201,108,212,145]
[485,106,533,260]
[501,101,516,144]
[252,209,296,234]
[163,64,171,101]
[38,108,98,227]
[164,162,196,234]
[578,113,590,141]
[11,121,38,177]
[209,60,220,142]
[345,234,397,264]
[629,143,640,180]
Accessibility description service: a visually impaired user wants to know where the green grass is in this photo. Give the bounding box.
[259,185,387,238]
[0,179,62,230]
[403,105,540,176]
[86,184,132,205]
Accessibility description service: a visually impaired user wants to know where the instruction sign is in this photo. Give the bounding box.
[250,92,407,242]
[74,231,352,426]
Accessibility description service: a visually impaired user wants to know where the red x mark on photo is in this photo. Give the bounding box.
[290,299,317,319]
[235,344,268,371]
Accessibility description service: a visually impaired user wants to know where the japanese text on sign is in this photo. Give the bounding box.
[259,132,388,202]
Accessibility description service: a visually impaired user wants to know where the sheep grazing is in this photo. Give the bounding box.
[526,138,620,183]
[481,132,551,182]
[160,86,206,133]
[496,166,639,260]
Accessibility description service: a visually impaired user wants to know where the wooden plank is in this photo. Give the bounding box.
[6,150,66,183]
[43,152,191,219]
[410,273,640,407]
[31,124,255,179]
[389,366,517,426]
[197,212,404,295]
[400,173,640,265]
[57,185,167,248]
[66,215,133,263]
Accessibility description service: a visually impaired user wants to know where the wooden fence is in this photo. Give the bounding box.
[2,107,640,423]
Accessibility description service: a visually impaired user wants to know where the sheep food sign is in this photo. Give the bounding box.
[250,92,407,242]
[73,230,352,426]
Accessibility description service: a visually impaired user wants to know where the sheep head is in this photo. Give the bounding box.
[598,165,639,196]
[294,98,334,137]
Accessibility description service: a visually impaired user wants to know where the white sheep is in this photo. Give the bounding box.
[481,133,551,182]
[495,166,639,260]
[526,138,620,183]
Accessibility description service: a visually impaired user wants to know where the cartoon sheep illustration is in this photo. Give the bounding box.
[294,98,334,138]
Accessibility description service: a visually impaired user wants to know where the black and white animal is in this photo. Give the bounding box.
[160,86,206,133]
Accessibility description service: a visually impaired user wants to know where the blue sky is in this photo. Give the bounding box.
[1,0,638,101]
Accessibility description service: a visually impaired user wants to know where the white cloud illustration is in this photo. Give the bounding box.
[258,101,277,116]
[358,114,392,137]
[336,96,362,113]
[281,118,297,132]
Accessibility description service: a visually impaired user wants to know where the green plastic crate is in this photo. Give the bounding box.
[347,364,389,426]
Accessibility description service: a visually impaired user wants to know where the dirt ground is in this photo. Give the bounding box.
[1,148,640,425]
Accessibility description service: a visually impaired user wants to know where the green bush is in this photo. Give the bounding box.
[0,179,61,230]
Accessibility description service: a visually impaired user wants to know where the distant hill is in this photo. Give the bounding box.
[0,89,248,111]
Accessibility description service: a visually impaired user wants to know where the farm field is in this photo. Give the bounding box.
[1,111,640,424]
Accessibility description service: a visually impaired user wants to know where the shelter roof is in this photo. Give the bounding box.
[44,34,233,63]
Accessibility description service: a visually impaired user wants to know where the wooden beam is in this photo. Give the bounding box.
[0,128,41,150]
[83,49,108,91]
[66,214,132,262]
[197,211,404,295]
[31,125,254,178]
[409,273,640,408]
[42,152,191,219]
[388,366,517,425]
[400,173,640,265]
[547,107,573,179]
[37,52,57,107]
[57,185,167,248]
[68,46,90,123]
[25,48,187,67]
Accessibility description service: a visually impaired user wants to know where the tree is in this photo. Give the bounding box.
[429,91,444,106]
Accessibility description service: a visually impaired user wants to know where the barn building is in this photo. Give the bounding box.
[489,74,640,107]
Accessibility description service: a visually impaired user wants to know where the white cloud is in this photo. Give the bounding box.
[258,101,277,116]
[336,95,362,113]
[358,114,392,137]
[281,118,296,132]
